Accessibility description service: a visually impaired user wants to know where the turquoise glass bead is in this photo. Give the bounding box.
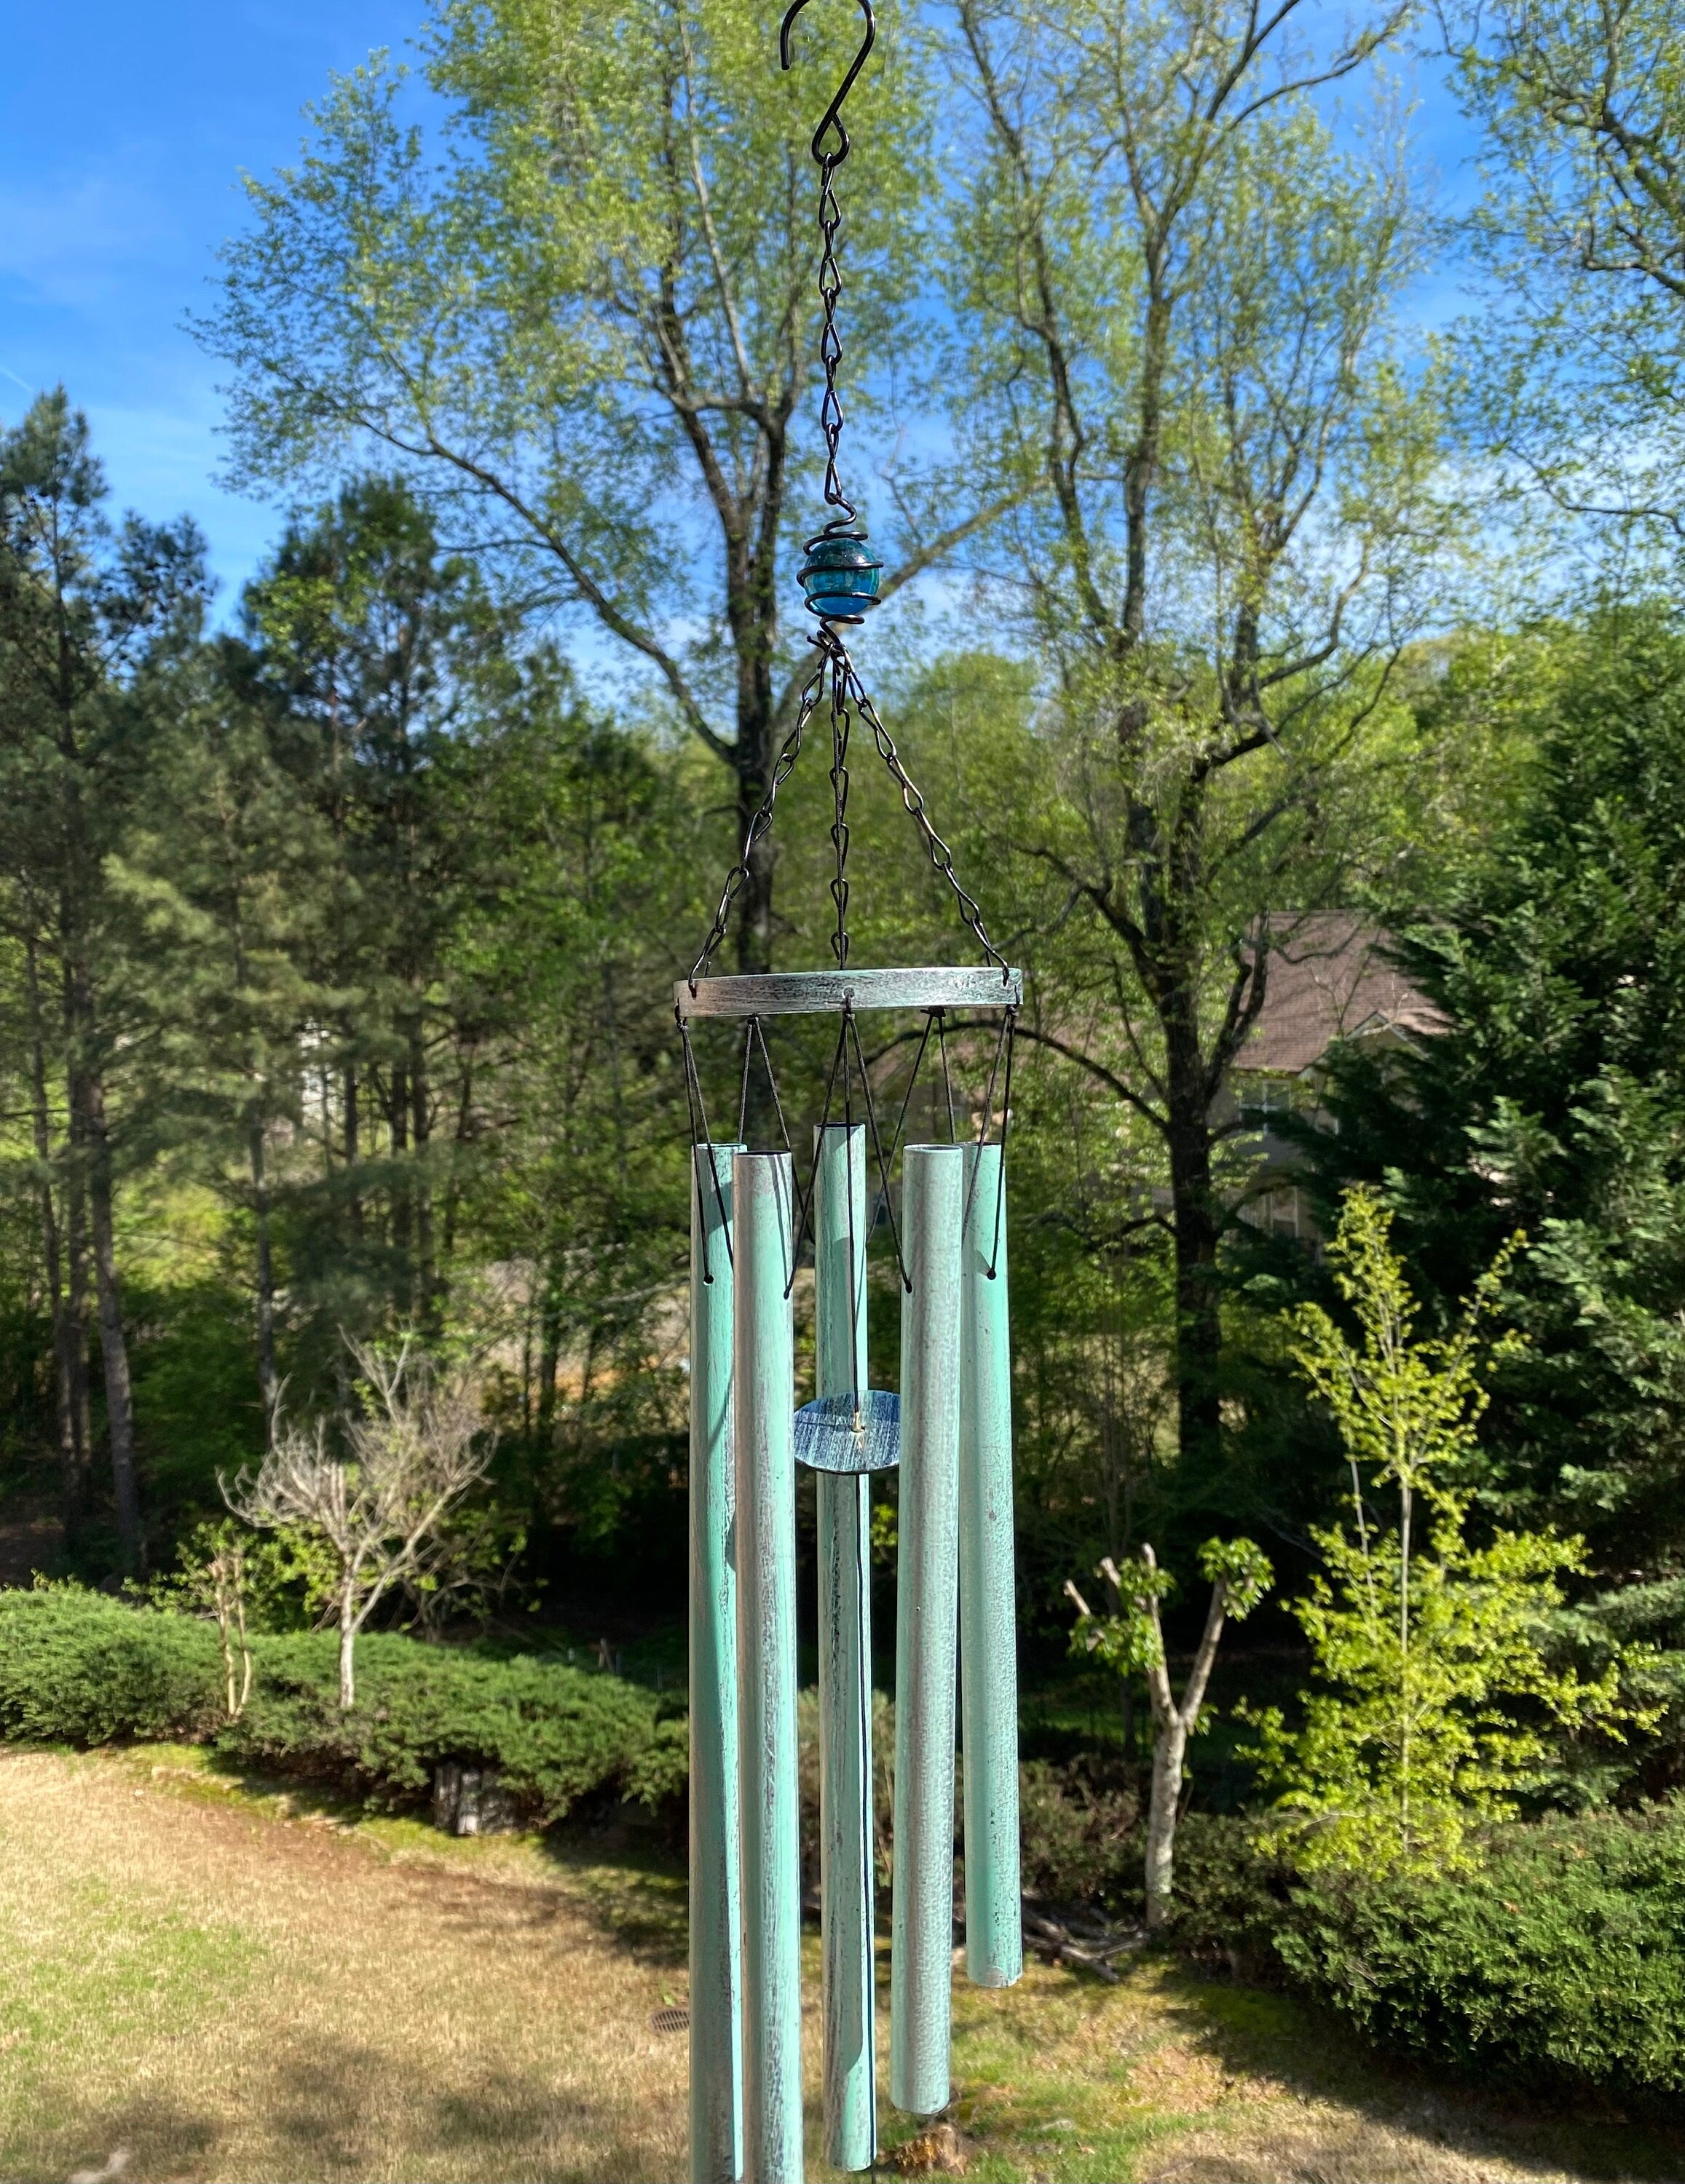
[800,532,883,621]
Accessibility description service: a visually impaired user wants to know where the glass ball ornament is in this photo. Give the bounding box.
[799,531,883,622]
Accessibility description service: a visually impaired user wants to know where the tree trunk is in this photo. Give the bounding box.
[409,1021,435,1329]
[248,1115,279,1425]
[735,749,774,978]
[390,1058,411,1274]
[1144,1712,1187,1928]
[25,934,86,1540]
[342,1060,363,1237]
[64,1136,94,1487]
[537,1259,562,1447]
[78,1059,141,1571]
[339,1582,358,1709]
[1164,1092,1222,1473]
[441,1047,475,1264]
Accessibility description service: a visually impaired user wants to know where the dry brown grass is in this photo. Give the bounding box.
[0,1746,689,2183]
[4,1745,1683,2184]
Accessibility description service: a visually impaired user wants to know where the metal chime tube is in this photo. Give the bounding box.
[891,1143,966,2117]
[959,1142,1022,1988]
[690,1144,746,2184]
[813,1124,877,2172]
[733,1151,804,2184]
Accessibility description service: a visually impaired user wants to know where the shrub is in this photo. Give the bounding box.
[0,1586,683,1826]
[1018,1754,1143,1912]
[1166,1800,1685,2097]
[222,1633,681,1822]
[1161,1812,1301,1977]
[1277,1803,1685,2094]
[0,1585,224,1743]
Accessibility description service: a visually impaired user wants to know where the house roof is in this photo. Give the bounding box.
[1240,913,1445,1076]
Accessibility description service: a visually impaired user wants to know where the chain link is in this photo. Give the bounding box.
[687,629,1009,984]
[830,635,1011,976]
[829,662,851,967]
[815,151,855,523]
[688,649,826,988]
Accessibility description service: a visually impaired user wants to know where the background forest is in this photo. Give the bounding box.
[7,0,1685,1875]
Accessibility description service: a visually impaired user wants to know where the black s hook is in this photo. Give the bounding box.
[779,0,875,165]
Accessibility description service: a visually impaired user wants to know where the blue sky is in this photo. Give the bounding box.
[3,2,1481,620]
[1,0,423,609]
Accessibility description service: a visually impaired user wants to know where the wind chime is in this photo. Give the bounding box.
[681,4,1021,2177]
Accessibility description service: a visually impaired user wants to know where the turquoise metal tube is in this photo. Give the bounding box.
[891,1144,966,2117]
[690,1144,745,2184]
[813,1125,876,2172]
[733,1152,804,2184]
[960,1143,1022,1989]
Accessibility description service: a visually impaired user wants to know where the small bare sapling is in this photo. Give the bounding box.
[224,1339,490,1709]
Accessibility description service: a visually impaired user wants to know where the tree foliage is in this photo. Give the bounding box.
[1251,1190,1636,1871]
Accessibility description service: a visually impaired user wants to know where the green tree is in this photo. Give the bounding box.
[106,638,336,1423]
[197,0,998,976]
[241,477,505,1361]
[947,0,1446,1471]
[1298,611,1685,1572]
[445,668,698,1562]
[1447,0,1685,570]
[1251,1187,1633,1871]
[0,389,207,1568]
[1068,1534,1271,1923]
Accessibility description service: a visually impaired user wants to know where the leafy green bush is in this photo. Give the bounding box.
[0,1586,684,1825]
[1161,1813,1301,1977]
[1277,1803,1685,2094]
[0,1586,224,1743]
[223,1633,682,1821]
[1018,1754,1143,1912]
[1167,1801,1685,2096]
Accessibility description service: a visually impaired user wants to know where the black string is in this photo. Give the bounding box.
[963,1004,1013,1240]
[842,1031,861,1424]
[936,1009,956,1142]
[754,1015,792,1155]
[888,1010,936,1168]
[787,1011,851,1292]
[987,1010,1015,1281]
[833,641,1010,973]
[738,1018,756,1145]
[846,1005,909,1292]
[679,1016,733,1280]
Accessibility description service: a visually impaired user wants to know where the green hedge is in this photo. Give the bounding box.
[0,1586,226,1743]
[1170,1804,1685,2097]
[0,1587,684,1825]
[1276,1807,1685,2095]
[224,1632,686,1822]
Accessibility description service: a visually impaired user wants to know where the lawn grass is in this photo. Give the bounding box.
[2,1742,1683,2183]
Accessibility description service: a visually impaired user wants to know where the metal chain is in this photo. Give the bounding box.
[687,626,1010,982]
[830,635,1011,975]
[816,149,855,523]
[829,656,851,968]
[689,648,826,988]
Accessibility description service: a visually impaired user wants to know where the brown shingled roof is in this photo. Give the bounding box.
[1241,913,1445,1076]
